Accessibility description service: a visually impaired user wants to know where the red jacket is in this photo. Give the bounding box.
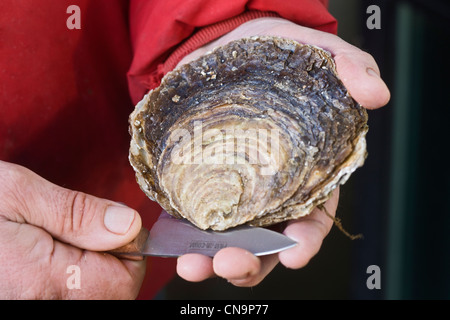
[0,0,336,299]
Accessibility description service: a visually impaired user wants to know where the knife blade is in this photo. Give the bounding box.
[108,212,297,260]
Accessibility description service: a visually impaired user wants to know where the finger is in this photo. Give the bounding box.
[333,49,390,109]
[0,161,142,251]
[53,242,146,299]
[279,188,339,269]
[260,18,390,108]
[249,18,390,109]
[0,219,146,299]
[212,247,279,287]
[213,247,260,280]
[227,254,279,287]
[259,19,390,109]
[176,253,214,282]
[177,250,279,286]
[51,240,146,299]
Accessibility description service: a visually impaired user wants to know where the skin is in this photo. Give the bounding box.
[0,18,389,299]
[0,161,145,299]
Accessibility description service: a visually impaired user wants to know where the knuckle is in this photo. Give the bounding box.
[359,50,377,66]
[54,188,93,236]
[335,47,376,69]
[69,191,88,233]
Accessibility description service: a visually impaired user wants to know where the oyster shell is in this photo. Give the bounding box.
[129,36,368,231]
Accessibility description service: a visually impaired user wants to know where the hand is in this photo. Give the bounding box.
[0,160,145,299]
[175,17,390,286]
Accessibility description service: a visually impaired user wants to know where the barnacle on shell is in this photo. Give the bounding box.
[129,36,368,231]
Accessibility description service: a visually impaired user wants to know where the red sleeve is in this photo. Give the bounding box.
[127,0,337,105]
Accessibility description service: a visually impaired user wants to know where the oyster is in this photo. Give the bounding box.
[129,36,368,231]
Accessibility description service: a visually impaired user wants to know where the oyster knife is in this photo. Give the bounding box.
[108,212,297,260]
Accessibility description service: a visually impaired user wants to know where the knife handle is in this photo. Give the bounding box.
[107,227,149,261]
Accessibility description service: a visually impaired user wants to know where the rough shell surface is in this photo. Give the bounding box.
[129,36,368,231]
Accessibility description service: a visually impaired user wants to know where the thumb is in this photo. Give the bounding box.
[1,162,142,251]
[333,48,391,109]
[224,18,391,110]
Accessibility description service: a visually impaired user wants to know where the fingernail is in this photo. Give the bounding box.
[104,205,136,235]
[366,67,380,78]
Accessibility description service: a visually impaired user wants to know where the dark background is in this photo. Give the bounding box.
[162,0,450,300]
